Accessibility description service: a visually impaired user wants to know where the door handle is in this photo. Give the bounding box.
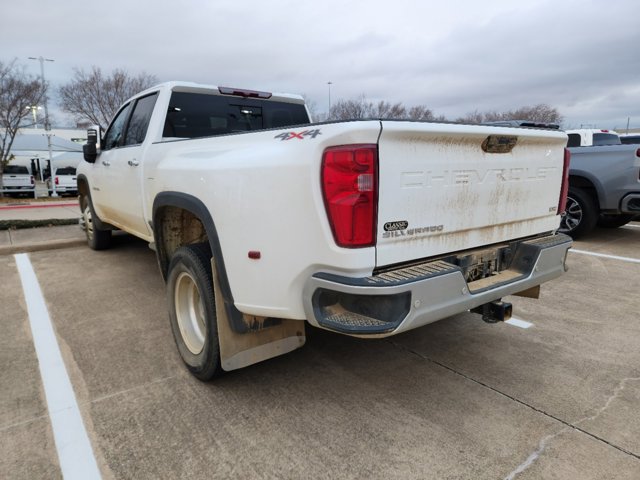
[128,159,139,167]
[102,160,110,166]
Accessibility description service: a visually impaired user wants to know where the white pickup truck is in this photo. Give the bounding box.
[46,166,78,196]
[77,81,572,380]
[2,165,35,197]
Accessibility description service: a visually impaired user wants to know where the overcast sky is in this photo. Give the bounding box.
[3,0,639,129]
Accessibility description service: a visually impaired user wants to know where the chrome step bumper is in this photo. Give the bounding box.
[303,233,572,337]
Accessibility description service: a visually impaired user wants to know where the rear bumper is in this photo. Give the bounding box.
[303,233,572,337]
[2,187,35,194]
[51,186,77,193]
[620,193,640,214]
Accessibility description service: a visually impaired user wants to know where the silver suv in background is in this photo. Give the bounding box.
[561,143,640,237]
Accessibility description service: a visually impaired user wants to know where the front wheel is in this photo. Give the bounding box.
[558,187,598,238]
[167,243,222,381]
[82,196,111,250]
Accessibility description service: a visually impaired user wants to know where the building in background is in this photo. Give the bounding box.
[8,131,83,180]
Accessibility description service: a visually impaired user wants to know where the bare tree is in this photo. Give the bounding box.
[407,106,446,121]
[508,104,563,124]
[455,110,485,124]
[329,95,371,120]
[0,59,47,195]
[457,104,563,125]
[372,100,406,119]
[59,67,158,130]
[329,95,440,121]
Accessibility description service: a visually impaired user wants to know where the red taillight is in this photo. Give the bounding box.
[55,176,59,185]
[322,144,378,248]
[557,148,570,215]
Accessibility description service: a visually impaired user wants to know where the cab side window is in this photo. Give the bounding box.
[124,93,159,146]
[103,103,132,150]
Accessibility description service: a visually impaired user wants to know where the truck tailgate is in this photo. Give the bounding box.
[376,121,567,267]
[2,175,31,188]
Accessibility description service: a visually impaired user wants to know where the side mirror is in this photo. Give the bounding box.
[83,125,102,163]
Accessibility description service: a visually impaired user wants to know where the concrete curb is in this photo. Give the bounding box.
[0,237,87,256]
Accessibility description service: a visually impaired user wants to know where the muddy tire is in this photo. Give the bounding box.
[167,243,222,381]
[82,196,111,250]
[596,214,634,229]
[559,187,598,238]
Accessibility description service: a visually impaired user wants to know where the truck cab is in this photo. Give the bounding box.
[566,129,621,147]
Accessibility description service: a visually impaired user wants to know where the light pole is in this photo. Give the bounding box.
[327,81,333,118]
[25,105,42,128]
[29,56,57,197]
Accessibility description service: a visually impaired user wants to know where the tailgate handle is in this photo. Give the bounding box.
[482,135,518,153]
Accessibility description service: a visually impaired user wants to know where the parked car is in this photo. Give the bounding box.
[559,143,640,237]
[1,165,35,197]
[46,166,78,196]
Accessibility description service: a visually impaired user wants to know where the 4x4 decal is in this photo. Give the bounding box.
[274,129,322,141]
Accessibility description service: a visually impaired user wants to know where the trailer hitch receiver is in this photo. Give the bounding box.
[471,300,512,323]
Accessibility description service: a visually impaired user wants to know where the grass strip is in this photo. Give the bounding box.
[0,218,80,230]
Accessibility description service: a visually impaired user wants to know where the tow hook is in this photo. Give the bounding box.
[471,300,513,323]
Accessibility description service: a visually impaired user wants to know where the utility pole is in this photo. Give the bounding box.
[327,81,333,119]
[29,56,57,196]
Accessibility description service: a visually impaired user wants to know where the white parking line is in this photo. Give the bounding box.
[623,224,640,229]
[15,254,101,480]
[505,317,534,329]
[570,249,640,264]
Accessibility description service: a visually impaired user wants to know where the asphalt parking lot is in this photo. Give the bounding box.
[1,224,639,479]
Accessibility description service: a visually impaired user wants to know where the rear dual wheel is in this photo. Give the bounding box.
[167,243,222,381]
